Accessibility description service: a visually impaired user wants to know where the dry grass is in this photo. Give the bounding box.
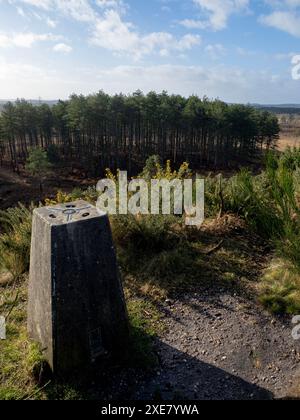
[259,258,300,314]
[277,135,300,151]
[278,113,300,151]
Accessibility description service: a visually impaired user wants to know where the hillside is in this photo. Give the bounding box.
[1,153,300,400]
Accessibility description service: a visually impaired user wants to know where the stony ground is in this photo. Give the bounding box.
[134,291,300,400]
[95,287,300,401]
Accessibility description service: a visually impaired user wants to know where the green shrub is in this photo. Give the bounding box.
[139,155,162,180]
[224,169,283,238]
[26,148,52,193]
[111,214,181,254]
[0,204,33,279]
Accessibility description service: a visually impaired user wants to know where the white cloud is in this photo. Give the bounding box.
[46,17,57,28]
[53,42,72,53]
[16,6,26,17]
[13,0,200,58]
[19,0,52,10]
[54,0,96,22]
[0,55,47,80]
[260,0,300,37]
[179,0,249,31]
[96,0,125,12]
[264,0,300,8]
[260,11,300,37]
[90,10,201,59]
[291,54,300,80]
[179,19,207,29]
[0,56,299,103]
[90,65,300,103]
[205,43,226,59]
[18,0,96,21]
[0,32,62,48]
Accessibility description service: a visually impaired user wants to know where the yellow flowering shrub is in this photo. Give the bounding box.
[153,160,191,180]
[105,168,117,182]
[45,190,73,206]
[105,159,192,183]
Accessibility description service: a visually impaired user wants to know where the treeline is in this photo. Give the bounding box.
[0,91,280,175]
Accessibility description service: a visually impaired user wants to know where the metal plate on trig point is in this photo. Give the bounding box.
[36,200,106,225]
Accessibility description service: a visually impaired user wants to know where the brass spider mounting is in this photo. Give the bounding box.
[47,204,92,222]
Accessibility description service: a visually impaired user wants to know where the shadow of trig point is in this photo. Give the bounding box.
[27,200,129,374]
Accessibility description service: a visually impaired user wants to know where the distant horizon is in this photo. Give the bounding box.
[1,97,300,108]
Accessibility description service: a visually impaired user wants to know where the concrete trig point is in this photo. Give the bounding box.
[27,200,128,374]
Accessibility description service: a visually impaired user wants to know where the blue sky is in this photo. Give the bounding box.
[0,0,300,103]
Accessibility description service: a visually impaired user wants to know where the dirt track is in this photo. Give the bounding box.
[133,291,300,400]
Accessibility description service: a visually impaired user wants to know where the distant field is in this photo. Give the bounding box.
[278,135,300,151]
[277,113,300,151]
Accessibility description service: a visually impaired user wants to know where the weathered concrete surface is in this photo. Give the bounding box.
[27,200,128,374]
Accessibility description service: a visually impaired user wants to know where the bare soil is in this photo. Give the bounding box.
[0,166,95,210]
[93,291,300,401]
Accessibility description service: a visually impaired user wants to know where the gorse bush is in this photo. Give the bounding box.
[263,152,300,273]
[204,149,300,314]
[0,204,33,279]
[45,187,98,206]
[210,150,300,243]
[139,155,162,180]
[139,156,192,181]
[225,170,283,238]
[204,169,283,237]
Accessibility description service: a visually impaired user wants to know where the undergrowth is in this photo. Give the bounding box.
[2,150,300,399]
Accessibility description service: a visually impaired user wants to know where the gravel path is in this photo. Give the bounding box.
[97,221,300,401]
[134,290,300,400]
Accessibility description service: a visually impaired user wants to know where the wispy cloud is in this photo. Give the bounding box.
[14,0,201,59]
[179,0,249,31]
[260,0,300,37]
[0,32,62,48]
[53,42,72,53]
[89,10,201,59]
[205,43,226,59]
[46,17,57,28]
